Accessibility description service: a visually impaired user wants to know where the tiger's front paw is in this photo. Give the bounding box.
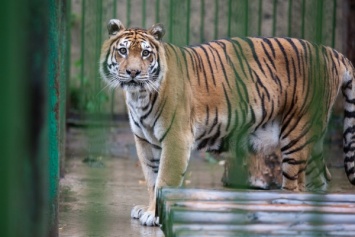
[131,205,147,219]
[140,210,159,226]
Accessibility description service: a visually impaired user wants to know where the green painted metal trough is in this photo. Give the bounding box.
[157,188,355,236]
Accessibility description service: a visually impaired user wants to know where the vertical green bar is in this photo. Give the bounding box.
[227,0,232,37]
[258,0,263,36]
[169,0,173,42]
[113,0,117,17]
[200,0,205,42]
[80,0,86,113]
[272,0,278,36]
[287,0,293,36]
[244,0,249,36]
[0,0,28,236]
[301,0,306,38]
[214,0,219,39]
[155,0,160,23]
[95,0,103,113]
[112,0,117,116]
[186,0,191,45]
[331,0,337,48]
[48,0,67,235]
[142,0,146,28]
[316,0,323,43]
[126,0,131,27]
[48,1,59,235]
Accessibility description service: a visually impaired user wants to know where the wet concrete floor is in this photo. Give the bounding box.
[59,123,355,237]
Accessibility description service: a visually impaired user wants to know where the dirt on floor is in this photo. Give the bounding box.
[59,121,355,237]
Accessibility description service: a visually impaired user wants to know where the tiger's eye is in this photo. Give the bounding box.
[142,50,150,57]
[118,48,127,55]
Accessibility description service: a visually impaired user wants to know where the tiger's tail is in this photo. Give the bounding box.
[342,60,355,185]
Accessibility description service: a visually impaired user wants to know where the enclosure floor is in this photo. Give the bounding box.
[59,124,355,237]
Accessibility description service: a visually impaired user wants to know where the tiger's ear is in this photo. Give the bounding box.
[107,19,125,37]
[148,23,165,41]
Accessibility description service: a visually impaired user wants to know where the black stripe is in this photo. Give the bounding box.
[134,134,162,150]
[152,97,168,129]
[282,158,307,165]
[282,172,298,181]
[274,38,291,83]
[200,44,216,86]
[285,38,301,75]
[344,110,355,118]
[242,38,266,76]
[208,124,222,147]
[283,136,316,156]
[261,42,276,69]
[205,105,210,125]
[211,41,232,89]
[159,109,177,142]
[208,107,219,134]
[140,93,158,122]
[222,84,232,131]
[129,111,141,128]
[262,38,276,58]
[190,47,208,91]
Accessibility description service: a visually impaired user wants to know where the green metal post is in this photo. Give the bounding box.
[272,0,278,36]
[155,0,160,23]
[258,0,263,36]
[186,0,191,45]
[315,0,323,43]
[214,0,219,39]
[200,0,205,42]
[288,0,293,36]
[48,0,68,235]
[331,0,337,48]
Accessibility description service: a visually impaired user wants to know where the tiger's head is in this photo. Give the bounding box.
[100,19,166,92]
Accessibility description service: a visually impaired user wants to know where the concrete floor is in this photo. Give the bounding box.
[59,125,224,237]
[59,124,355,237]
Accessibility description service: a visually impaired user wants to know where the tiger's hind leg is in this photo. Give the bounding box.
[306,137,331,191]
[280,119,315,191]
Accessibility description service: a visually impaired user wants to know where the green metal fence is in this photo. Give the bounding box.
[69,0,343,121]
[1,0,69,236]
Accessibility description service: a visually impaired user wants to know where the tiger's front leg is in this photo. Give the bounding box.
[131,135,161,226]
[132,132,192,226]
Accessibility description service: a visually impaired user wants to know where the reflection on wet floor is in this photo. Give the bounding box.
[59,124,354,237]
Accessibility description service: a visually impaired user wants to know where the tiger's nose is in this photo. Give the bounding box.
[126,69,141,78]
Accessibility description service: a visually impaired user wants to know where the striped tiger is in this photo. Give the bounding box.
[100,19,355,226]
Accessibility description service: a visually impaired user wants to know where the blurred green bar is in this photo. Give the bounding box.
[301,0,306,38]
[113,0,117,17]
[80,0,86,114]
[0,0,28,236]
[155,0,160,23]
[214,0,219,39]
[288,0,293,36]
[331,0,337,48]
[186,0,191,44]
[258,0,262,36]
[142,0,146,28]
[126,0,131,27]
[169,0,173,42]
[244,0,249,36]
[200,0,205,42]
[272,0,278,36]
[227,0,232,37]
[316,0,323,43]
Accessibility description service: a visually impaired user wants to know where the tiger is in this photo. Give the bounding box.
[100,19,355,226]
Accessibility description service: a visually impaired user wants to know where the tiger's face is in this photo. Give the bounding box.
[100,19,165,92]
